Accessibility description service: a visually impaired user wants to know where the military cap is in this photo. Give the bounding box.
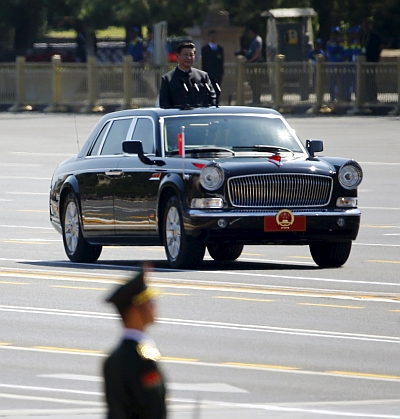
[106,265,157,315]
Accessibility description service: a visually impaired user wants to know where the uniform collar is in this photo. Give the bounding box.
[177,66,192,74]
[123,328,147,342]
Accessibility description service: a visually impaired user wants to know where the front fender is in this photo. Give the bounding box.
[58,175,81,219]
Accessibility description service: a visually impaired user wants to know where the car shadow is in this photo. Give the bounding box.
[20,258,321,272]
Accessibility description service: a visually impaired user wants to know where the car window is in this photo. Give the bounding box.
[164,116,302,153]
[131,118,154,155]
[89,121,110,156]
[100,118,133,156]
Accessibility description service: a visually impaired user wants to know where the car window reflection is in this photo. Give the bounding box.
[164,116,302,153]
[131,118,155,155]
[100,118,133,156]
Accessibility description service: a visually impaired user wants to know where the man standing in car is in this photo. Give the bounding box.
[159,42,216,108]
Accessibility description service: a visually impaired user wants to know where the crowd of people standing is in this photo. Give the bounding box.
[121,19,383,108]
[307,19,383,102]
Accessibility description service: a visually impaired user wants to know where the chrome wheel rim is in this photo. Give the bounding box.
[165,206,181,260]
[64,201,79,254]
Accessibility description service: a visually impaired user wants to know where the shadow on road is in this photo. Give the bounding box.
[20,258,322,273]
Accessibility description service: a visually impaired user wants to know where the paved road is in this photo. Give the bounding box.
[0,113,399,419]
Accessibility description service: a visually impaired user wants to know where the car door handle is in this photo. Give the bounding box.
[105,171,123,177]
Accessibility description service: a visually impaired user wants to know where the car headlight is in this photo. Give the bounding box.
[338,161,363,190]
[200,163,224,191]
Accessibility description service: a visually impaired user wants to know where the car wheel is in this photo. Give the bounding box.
[309,241,352,268]
[62,193,102,263]
[163,196,205,269]
[207,243,244,261]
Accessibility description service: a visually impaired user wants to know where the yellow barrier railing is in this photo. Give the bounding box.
[1,54,399,115]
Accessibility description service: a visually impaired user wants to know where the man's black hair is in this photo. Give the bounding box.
[177,42,195,54]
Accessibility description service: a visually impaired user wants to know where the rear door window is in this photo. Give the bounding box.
[100,118,133,156]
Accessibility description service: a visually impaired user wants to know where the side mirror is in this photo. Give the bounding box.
[123,140,144,155]
[306,139,323,158]
[122,141,165,166]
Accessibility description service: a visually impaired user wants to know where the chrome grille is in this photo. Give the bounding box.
[228,174,332,208]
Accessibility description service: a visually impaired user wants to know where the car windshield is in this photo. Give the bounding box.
[163,115,303,154]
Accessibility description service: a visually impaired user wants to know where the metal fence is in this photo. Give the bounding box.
[2,54,400,114]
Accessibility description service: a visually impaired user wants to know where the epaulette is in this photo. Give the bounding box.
[137,340,161,361]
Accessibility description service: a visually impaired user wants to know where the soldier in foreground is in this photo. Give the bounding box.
[103,266,166,419]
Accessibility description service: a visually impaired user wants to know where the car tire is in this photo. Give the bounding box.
[207,243,244,261]
[163,196,205,269]
[309,241,352,268]
[62,193,102,263]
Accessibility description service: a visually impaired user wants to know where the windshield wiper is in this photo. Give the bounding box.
[168,147,235,156]
[232,145,294,156]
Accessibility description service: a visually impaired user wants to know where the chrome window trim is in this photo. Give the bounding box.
[86,116,135,158]
[128,116,157,156]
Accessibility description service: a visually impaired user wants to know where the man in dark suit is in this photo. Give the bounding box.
[201,30,224,104]
[103,265,166,419]
[159,42,216,108]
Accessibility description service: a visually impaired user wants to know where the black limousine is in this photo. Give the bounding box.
[49,106,363,269]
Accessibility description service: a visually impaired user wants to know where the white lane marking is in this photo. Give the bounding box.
[0,392,102,406]
[384,234,400,236]
[39,374,101,382]
[354,243,399,247]
[0,163,42,167]
[169,397,400,418]
[0,225,54,230]
[0,407,104,415]
[1,238,60,242]
[1,306,399,343]
[6,192,48,195]
[158,270,400,289]
[157,318,400,343]
[360,207,400,211]
[11,151,74,157]
[0,305,117,320]
[359,162,400,166]
[169,383,248,393]
[0,346,103,356]
[38,375,247,393]
[0,384,101,396]
[0,176,50,180]
[239,257,310,265]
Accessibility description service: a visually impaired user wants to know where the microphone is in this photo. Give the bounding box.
[190,78,200,92]
[180,78,188,92]
[211,78,221,93]
[200,77,211,92]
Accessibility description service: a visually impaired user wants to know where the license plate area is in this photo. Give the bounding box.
[264,209,306,232]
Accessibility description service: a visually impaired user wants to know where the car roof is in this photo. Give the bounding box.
[102,106,281,120]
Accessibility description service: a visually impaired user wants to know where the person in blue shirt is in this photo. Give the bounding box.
[344,26,362,100]
[127,26,144,63]
[244,25,263,105]
[326,27,346,101]
[345,26,362,63]
[307,38,326,63]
